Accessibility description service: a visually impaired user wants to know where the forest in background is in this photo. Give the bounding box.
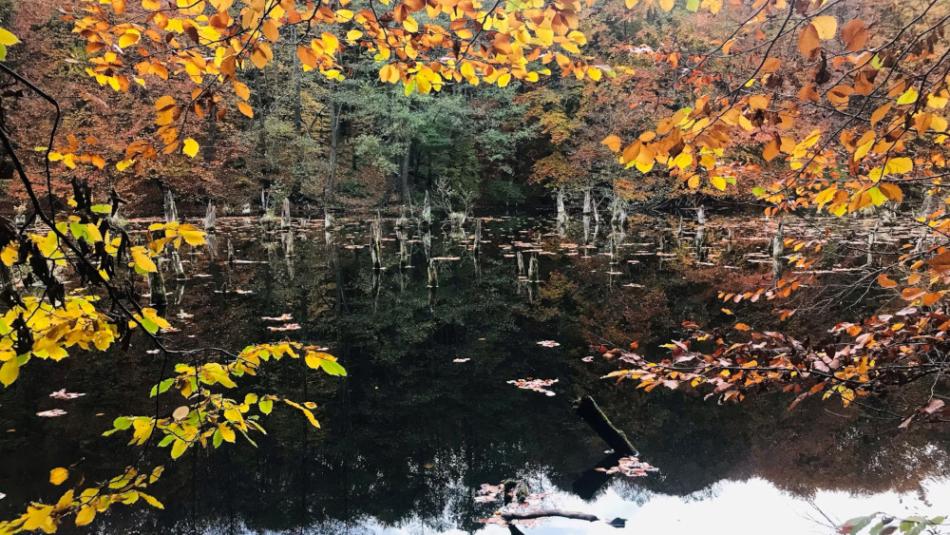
[2,0,760,216]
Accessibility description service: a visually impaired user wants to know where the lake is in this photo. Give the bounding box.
[1,212,947,534]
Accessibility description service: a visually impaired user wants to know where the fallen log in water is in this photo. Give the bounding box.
[575,395,637,455]
[502,510,626,528]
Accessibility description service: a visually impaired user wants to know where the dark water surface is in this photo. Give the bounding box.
[0,214,947,534]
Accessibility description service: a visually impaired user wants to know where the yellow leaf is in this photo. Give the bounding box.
[379,64,400,84]
[403,16,418,33]
[118,30,140,49]
[170,439,188,459]
[218,423,236,443]
[321,32,339,53]
[131,246,157,273]
[868,186,887,206]
[497,72,512,88]
[896,87,918,105]
[0,358,18,387]
[182,138,199,158]
[116,158,135,172]
[811,16,837,40]
[710,175,727,191]
[0,27,19,46]
[672,152,692,169]
[49,467,69,486]
[659,0,674,11]
[178,224,206,246]
[75,505,96,527]
[139,492,165,510]
[884,157,913,174]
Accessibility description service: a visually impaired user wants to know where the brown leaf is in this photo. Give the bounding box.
[798,23,820,60]
[840,19,869,51]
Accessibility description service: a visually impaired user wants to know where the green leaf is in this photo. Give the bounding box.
[842,515,874,534]
[91,204,113,214]
[321,359,348,377]
[139,315,159,335]
[69,222,86,240]
[149,378,174,397]
[258,399,273,415]
[113,416,133,430]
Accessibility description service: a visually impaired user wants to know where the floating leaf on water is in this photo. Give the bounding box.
[267,323,301,332]
[36,409,68,418]
[49,389,85,400]
[536,340,561,348]
[596,456,658,478]
[452,358,471,363]
[507,378,558,396]
[261,313,293,322]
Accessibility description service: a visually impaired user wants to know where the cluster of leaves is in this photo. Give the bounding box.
[839,513,946,535]
[604,303,947,422]
[0,466,165,534]
[67,0,635,168]
[0,181,202,386]
[104,341,346,460]
[601,1,947,208]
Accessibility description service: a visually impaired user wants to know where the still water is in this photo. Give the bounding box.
[0,213,947,534]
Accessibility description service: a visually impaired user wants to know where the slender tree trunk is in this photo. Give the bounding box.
[325,101,341,204]
[204,101,217,163]
[400,140,412,203]
[292,26,302,133]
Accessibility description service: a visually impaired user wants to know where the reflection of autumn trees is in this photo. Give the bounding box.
[1,221,945,532]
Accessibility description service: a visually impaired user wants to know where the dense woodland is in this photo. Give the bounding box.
[1,0,773,215]
[0,0,949,533]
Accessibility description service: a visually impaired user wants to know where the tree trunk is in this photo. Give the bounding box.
[325,102,341,204]
[204,102,217,163]
[399,140,412,203]
[292,26,302,133]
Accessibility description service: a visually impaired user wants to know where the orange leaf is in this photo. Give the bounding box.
[840,19,868,51]
[798,24,820,59]
[601,134,622,152]
[876,274,898,288]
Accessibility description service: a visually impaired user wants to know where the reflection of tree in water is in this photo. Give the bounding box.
[0,217,946,533]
